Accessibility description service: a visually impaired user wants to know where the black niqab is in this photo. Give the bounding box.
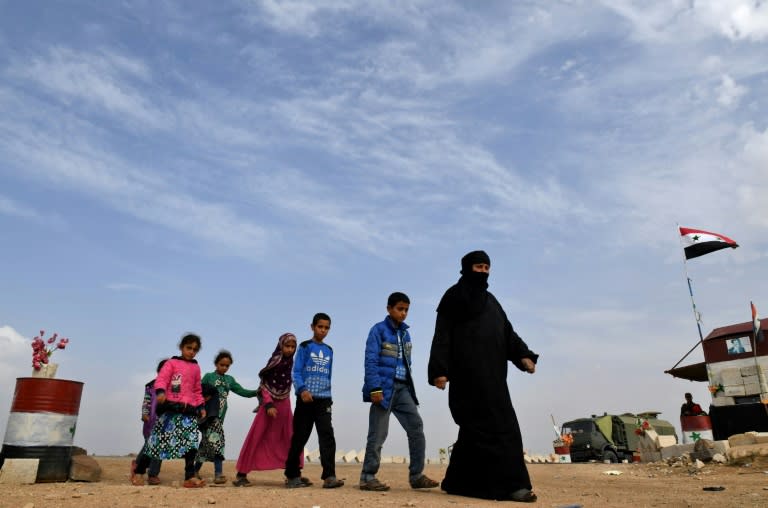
[436,250,491,322]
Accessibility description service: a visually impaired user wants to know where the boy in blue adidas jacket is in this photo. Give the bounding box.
[284,312,344,489]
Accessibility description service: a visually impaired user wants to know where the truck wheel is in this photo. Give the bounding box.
[603,450,619,463]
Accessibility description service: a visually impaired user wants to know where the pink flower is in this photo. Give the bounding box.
[29,329,70,368]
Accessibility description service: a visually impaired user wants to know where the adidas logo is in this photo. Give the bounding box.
[310,350,331,367]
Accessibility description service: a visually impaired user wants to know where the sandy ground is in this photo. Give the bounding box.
[1,457,768,507]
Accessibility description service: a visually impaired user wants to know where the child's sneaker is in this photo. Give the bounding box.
[183,478,206,488]
[410,475,439,489]
[286,476,310,488]
[232,476,251,487]
[213,475,227,484]
[359,478,390,491]
[322,476,344,489]
[147,476,161,486]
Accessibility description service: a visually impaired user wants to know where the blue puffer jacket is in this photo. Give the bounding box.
[362,317,418,409]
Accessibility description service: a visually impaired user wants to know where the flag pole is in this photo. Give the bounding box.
[676,224,714,388]
[678,224,705,344]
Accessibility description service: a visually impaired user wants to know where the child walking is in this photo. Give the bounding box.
[194,350,258,484]
[284,313,344,489]
[232,333,301,487]
[130,359,167,486]
[143,333,206,488]
[359,292,439,491]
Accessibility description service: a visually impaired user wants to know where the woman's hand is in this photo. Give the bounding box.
[433,376,448,390]
[521,358,536,373]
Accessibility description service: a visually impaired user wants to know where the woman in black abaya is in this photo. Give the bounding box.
[428,250,539,503]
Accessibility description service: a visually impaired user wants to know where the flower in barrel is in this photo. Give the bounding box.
[31,329,70,370]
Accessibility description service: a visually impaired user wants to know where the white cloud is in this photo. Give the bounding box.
[0,325,31,441]
[9,47,170,129]
[0,194,40,219]
[716,74,748,107]
[697,0,768,41]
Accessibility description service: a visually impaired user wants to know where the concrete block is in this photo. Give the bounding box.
[69,454,101,482]
[356,450,365,463]
[380,456,393,464]
[741,365,759,377]
[744,383,761,395]
[637,435,657,451]
[307,449,320,462]
[661,443,694,460]
[723,385,746,397]
[0,458,39,484]
[729,433,757,447]
[711,395,735,406]
[391,455,406,464]
[755,432,768,444]
[696,440,730,456]
[335,451,345,462]
[659,444,678,459]
[342,450,358,463]
[742,374,760,385]
[639,450,661,462]
[656,435,677,448]
[721,368,743,385]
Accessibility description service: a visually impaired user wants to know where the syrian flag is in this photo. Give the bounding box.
[752,301,764,343]
[679,227,738,260]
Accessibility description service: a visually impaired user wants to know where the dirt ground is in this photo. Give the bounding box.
[1,457,768,507]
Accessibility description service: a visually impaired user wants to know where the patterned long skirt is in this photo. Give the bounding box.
[145,412,200,460]
[196,417,225,463]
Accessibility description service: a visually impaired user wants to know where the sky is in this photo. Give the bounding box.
[2,0,768,461]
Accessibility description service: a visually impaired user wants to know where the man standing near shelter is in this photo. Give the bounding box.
[680,393,706,416]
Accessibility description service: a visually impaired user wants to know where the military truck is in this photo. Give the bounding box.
[561,412,678,463]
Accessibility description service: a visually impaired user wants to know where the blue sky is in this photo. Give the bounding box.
[2,0,768,460]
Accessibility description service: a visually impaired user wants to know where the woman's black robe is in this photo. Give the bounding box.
[428,290,538,500]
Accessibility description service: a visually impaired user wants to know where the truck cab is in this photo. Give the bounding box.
[562,412,677,463]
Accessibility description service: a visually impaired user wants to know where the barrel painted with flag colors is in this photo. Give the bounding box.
[680,415,714,444]
[0,378,84,482]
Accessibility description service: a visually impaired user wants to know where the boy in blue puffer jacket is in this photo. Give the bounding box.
[359,292,439,492]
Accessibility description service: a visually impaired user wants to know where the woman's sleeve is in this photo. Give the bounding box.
[504,316,539,371]
[229,375,259,398]
[428,312,453,384]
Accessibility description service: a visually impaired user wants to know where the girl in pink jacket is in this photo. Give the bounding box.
[139,333,207,488]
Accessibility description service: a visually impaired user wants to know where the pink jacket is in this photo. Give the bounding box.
[154,357,204,408]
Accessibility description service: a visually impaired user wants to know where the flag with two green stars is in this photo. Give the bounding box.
[679,226,739,260]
